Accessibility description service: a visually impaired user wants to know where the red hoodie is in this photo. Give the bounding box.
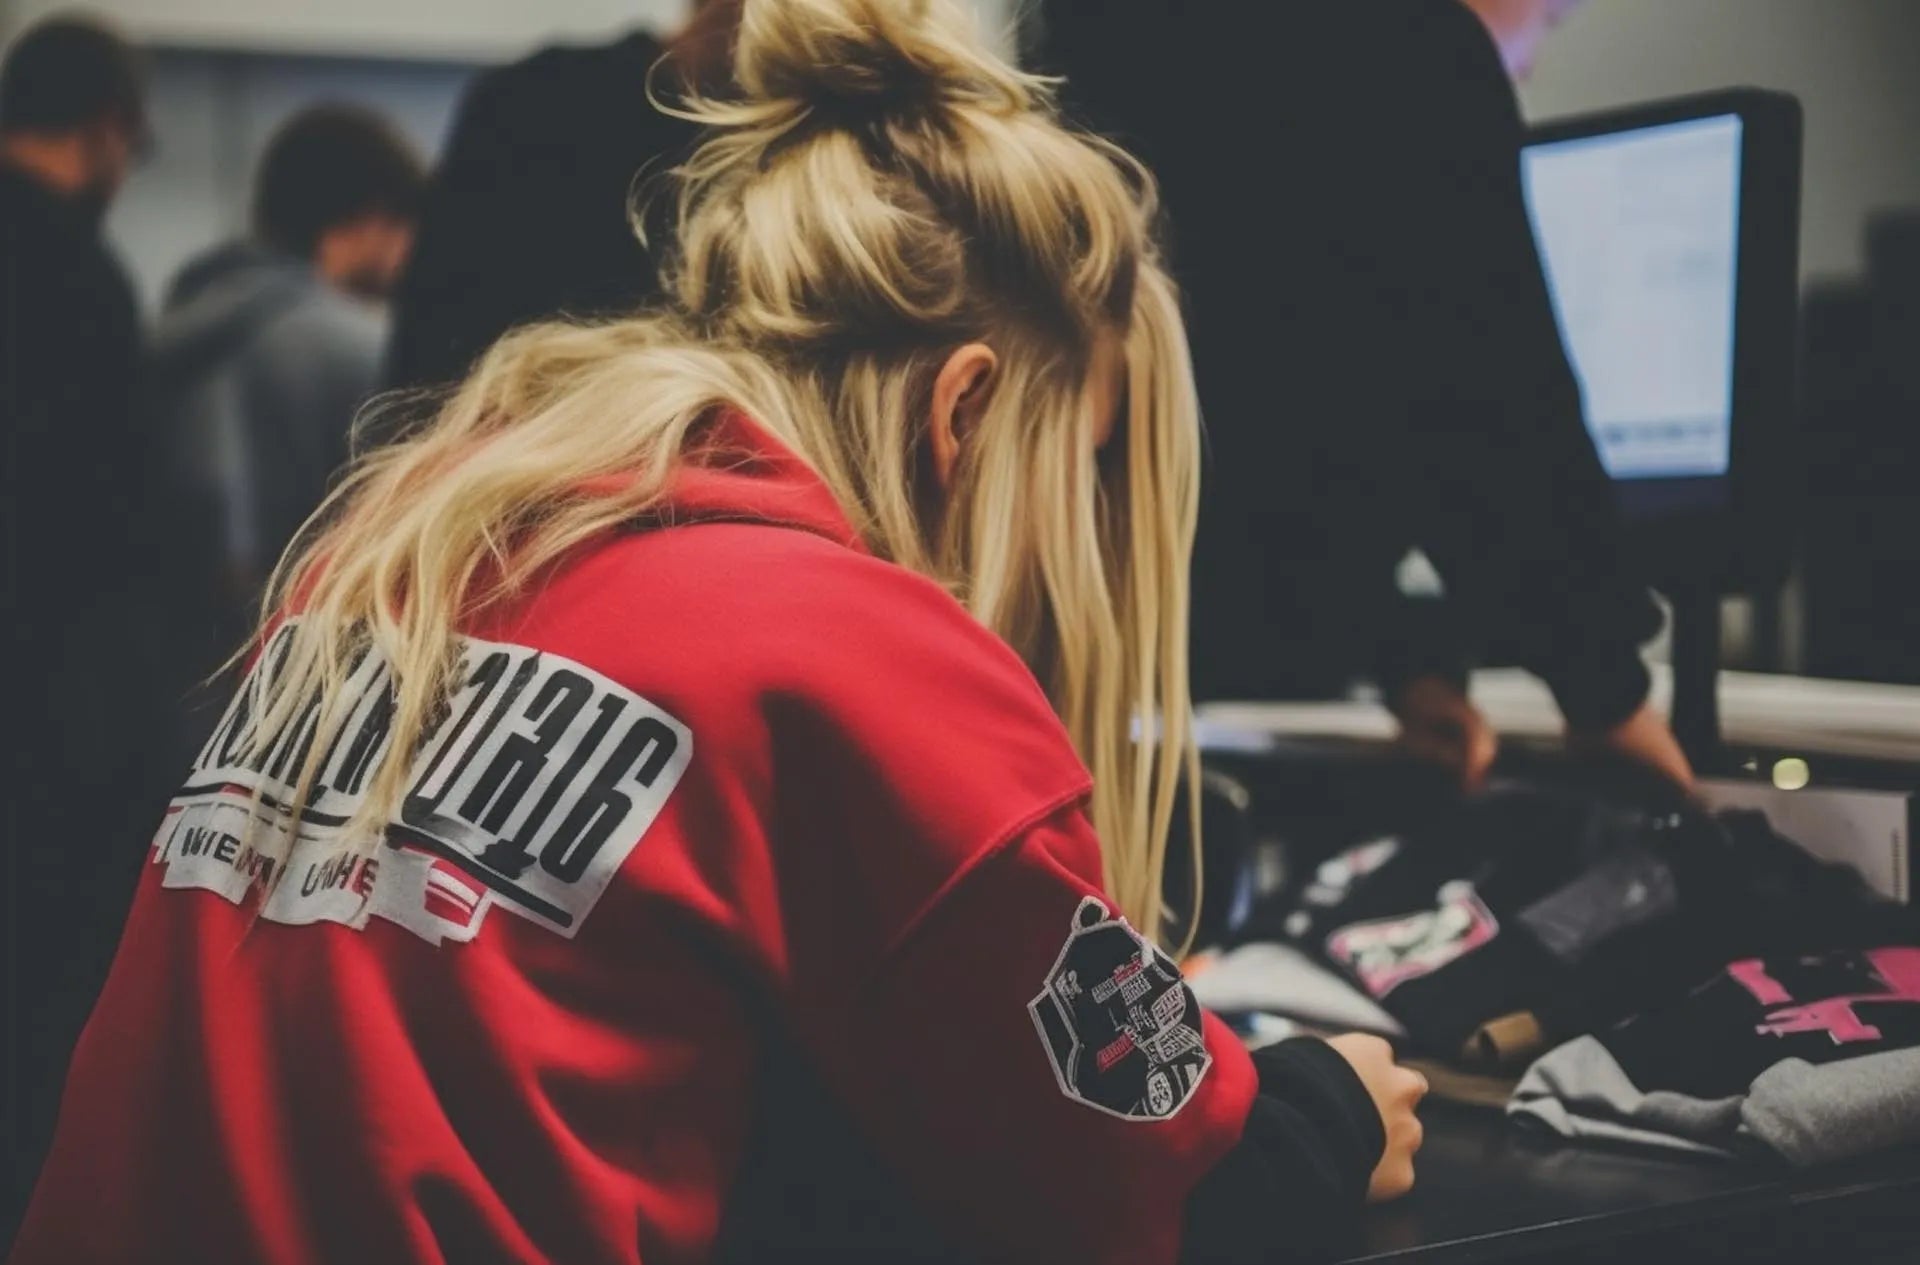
[12,415,1294,1265]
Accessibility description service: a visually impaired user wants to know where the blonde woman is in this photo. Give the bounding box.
[12,2,1423,1262]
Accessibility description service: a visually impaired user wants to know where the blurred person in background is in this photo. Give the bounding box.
[147,103,424,714]
[1034,0,1693,795]
[382,0,743,394]
[0,13,161,1234]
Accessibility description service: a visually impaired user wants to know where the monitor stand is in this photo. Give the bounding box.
[1669,585,1723,771]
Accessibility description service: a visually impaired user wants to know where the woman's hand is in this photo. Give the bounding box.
[1324,1033,1428,1203]
[1393,676,1499,792]
[1568,701,1697,794]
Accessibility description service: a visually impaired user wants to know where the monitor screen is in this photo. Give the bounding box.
[1523,114,1745,484]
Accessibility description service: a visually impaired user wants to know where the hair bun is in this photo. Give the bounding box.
[733,0,1029,122]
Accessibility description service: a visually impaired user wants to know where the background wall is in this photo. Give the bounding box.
[1520,0,1920,286]
[4,0,1913,676]
[1519,0,1920,674]
[1,0,687,62]
[0,0,1019,314]
[103,50,474,313]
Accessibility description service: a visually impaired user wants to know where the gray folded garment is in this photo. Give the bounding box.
[1510,1034,1920,1166]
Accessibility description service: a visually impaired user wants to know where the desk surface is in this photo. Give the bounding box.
[1198,666,1920,764]
[1344,1102,1920,1264]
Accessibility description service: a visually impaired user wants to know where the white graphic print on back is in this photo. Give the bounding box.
[154,623,693,946]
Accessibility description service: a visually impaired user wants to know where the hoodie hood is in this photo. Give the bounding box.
[619,410,871,555]
[149,240,316,383]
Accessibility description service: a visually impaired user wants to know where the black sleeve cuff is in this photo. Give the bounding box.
[1251,1038,1386,1190]
[1179,1039,1384,1264]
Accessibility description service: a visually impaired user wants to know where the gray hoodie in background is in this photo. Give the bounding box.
[149,240,385,601]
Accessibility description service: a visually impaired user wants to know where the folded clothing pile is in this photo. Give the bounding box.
[1510,946,1920,1166]
[1253,788,1914,1063]
[1188,941,1405,1038]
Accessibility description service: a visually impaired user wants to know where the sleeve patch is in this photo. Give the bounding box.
[1028,896,1212,1122]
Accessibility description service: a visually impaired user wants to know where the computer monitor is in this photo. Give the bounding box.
[1522,89,1802,592]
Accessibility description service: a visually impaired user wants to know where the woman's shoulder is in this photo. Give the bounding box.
[503,521,1072,744]
[550,519,980,641]
[493,522,1092,862]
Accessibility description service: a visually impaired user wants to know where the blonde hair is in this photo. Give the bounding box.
[236,0,1203,946]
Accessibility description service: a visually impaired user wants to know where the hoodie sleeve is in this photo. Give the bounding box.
[796,803,1383,1265]
[685,535,1384,1264]
[1180,1039,1386,1264]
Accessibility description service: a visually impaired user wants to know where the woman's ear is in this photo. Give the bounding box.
[927,342,999,491]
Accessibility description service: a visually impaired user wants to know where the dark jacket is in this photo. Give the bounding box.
[0,163,146,606]
[383,32,700,392]
[0,160,164,1234]
[1037,0,1662,726]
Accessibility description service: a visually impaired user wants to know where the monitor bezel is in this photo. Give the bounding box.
[1526,88,1803,595]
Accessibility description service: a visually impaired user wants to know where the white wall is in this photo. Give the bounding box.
[1519,0,1920,284]
[1,0,1018,312]
[1,0,686,62]
[1,0,1020,62]
[1517,0,1920,672]
[103,50,475,314]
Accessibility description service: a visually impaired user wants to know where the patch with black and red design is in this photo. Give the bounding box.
[1028,896,1212,1121]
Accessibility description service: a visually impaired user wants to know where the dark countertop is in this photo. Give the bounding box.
[1341,1101,1920,1264]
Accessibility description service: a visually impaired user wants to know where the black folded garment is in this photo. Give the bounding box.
[1510,946,1920,1165]
[1262,787,1916,1058]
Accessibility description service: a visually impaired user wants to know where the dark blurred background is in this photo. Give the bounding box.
[2,0,1911,680]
